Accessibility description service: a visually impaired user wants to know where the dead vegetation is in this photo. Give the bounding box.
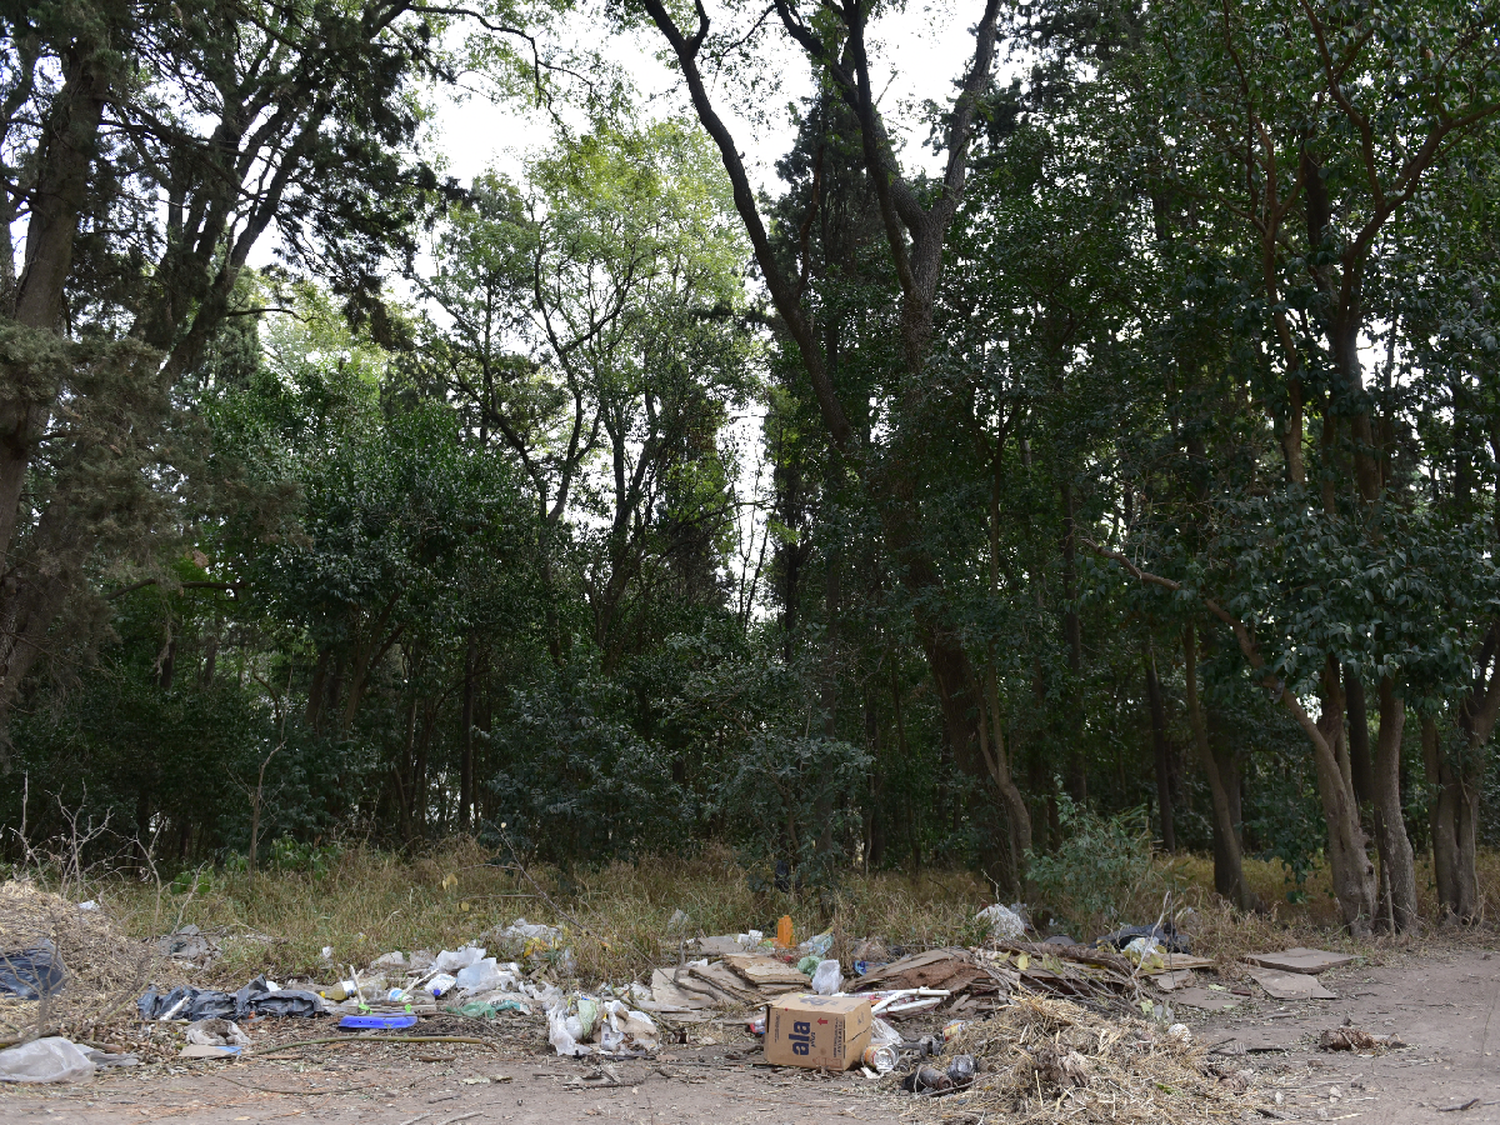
[0,880,165,1048]
[918,993,1271,1125]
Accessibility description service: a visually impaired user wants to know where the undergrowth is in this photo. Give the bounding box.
[19,840,1500,991]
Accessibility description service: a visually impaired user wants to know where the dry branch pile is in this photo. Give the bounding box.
[0,881,161,1045]
[917,993,1271,1125]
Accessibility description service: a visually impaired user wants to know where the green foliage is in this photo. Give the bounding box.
[1026,797,1166,935]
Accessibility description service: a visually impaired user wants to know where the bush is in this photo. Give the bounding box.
[1026,796,1166,936]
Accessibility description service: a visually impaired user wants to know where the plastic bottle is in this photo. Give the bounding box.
[776,915,793,948]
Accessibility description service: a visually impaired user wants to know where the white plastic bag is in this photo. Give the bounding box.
[0,1038,96,1083]
[455,957,501,993]
[810,959,843,995]
[433,945,487,973]
[546,1003,587,1057]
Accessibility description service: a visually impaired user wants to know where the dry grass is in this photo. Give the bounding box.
[909,993,1270,1125]
[8,839,1498,1032]
[0,880,163,1045]
[81,842,989,987]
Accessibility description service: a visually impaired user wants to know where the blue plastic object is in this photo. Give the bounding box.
[339,1014,418,1030]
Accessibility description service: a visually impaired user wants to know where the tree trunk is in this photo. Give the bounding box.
[1310,655,1376,934]
[0,43,110,572]
[459,634,477,834]
[1372,677,1418,932]
[1426,714,1482,923]
[1184,624,1260,910]
[1345,668,1374,809]
[1143,643,1176,852]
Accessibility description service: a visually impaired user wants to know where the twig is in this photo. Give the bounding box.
[437,1114,482,1125]
[396,1115,433,1125]
[253,1034,488,1056]
[1437,1099,1489,1112]
[211,1072,371,1096]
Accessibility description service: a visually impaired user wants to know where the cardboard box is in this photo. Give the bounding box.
[764,993,872,1070]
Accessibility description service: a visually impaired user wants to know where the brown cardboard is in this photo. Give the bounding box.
[764,993,872,1070]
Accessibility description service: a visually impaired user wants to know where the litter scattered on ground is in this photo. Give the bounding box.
[1319,1026,1405,1052]
[546,993,659,1056]
[1243,946,1358,974]
[1097,923,1192,955]
[185,1017,250,1047]
[976,902,1026,940]
[340,1013,418,1030]
[909,992,1274,1122]
[137,976,326,1021]
[0,881,160,1040]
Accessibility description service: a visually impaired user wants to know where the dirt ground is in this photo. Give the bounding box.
[3,944,1498,1124]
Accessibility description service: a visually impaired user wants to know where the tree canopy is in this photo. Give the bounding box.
[4,0,1500,935]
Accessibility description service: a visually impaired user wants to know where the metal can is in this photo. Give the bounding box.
[862,1043,898,1073]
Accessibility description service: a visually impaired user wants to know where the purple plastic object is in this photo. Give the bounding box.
[338,1014,418,1030]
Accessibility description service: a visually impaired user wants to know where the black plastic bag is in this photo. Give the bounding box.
[0,945,66,1000]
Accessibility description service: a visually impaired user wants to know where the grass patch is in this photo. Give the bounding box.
[24,840,1500,999]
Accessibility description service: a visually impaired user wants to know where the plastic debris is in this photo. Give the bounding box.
[0,943,65,1000]
[804,930,834,957]
[546,993,658,1056]
[454,999,528,1018]
[946,1053,976,1087]
[0,1038,96,1083]
[811,958,844,995]
[157,924,216,962]
[976,903,1026,941]
[425,971,458,997]
[186,1018,250,1047]
[454,957,502,993]
[340,1014,418,1030]
[137,976,326,1020]
[1122,935,1166,972]
[1095,923,1191,955]
[432,945,487,973]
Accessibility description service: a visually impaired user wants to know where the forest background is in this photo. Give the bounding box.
[3,0,1500,940]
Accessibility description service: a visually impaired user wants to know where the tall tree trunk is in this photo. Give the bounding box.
[1143,642,1176,852]
[1185,623,1259,910]
[0,43,110,570]
[1311,655,1376,934]
[458,634,477,834]
[1345,668,1374,809]
[1372,677,1418,932]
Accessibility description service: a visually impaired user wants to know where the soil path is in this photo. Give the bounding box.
[3,944,1497,1123]
[1182,944,1500,1123]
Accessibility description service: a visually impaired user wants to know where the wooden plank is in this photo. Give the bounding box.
[1247,968,1336,1000]
[1243,947,1357,975]
[722,954,809,990]
[1140,954,1217,974]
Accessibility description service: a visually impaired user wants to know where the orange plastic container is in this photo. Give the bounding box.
[776,914,793,949]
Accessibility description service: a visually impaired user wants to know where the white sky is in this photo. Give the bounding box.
[410,4,997,614]
[425,0,989,196]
